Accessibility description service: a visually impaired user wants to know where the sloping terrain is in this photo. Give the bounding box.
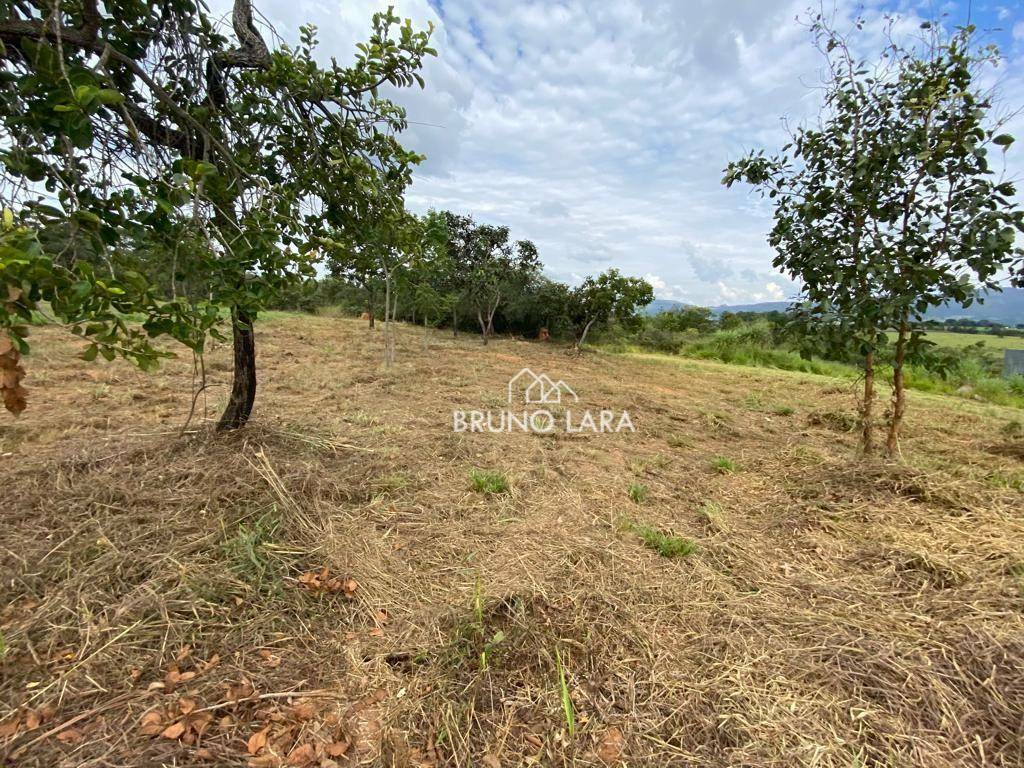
[1,315,1023,767]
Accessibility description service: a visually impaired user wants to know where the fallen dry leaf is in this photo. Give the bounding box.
[161,721,187,740]
[297,567,358,597]
[596,726,625,764]
[291,699,318,721]
[286,742,316,766]
[139,709,166,736]
[0,716,20,739]
[227,679,256,702]
[258,649,282,668]
[482,753,501,768]
[326,739,351,757]
[56,727,85,744]
[248,725,271,755]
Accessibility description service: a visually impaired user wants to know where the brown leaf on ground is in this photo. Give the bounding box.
[0,716,20,739]
[258,649,282,668]
[55,727,85,744]
[596,726,624,764]
[290,698,318,721]
[226,679,256,701]
[161,721,187,740]
[297,567,358,596]
[326,739,351,757]
[248,725,271,755]
[482,753,502,768]
[248,755,283,768]
[286,742,317,766]
[139,709,166,736]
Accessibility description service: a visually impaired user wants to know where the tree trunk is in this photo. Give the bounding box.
[367,293,375,329]
[574,318,596,351]
[478,310,488,345]
[217,307,257,431]
[861,349,875,456]
[452,307,458,337]
[886,315,910,458]
[383,275,394,369]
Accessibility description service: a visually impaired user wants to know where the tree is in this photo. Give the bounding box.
[463,225,539,345]
[0,1,434,427]
[724,17,1024,456]
[657,306,715,333]
[568,269,654,350]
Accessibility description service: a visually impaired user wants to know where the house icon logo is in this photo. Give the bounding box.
[507,368,579,405]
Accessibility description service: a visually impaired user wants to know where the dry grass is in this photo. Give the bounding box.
[1,314,1023,767]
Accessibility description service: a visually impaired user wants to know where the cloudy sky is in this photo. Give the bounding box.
[236,0,1024,306]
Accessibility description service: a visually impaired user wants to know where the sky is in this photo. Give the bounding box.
[229,0,1024,306]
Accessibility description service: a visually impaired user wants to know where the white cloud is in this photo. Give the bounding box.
[214,0,1021,306]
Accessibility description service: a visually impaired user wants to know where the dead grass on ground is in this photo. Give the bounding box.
[1,315,1023,767]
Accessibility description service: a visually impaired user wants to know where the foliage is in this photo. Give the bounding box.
[723,18,1024,456]
[568,268,654,349]
[0,0,434,424]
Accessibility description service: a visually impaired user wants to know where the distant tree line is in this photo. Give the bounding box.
[267,209,654,353]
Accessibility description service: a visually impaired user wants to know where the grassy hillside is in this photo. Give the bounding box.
[1,314,1023,767]
[915,330,1024,351]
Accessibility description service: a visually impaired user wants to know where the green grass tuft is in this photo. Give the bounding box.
[633,523,698,558]
[627,482,649,503]
[221,511,282,592]
[469,469,509,495]
[711,456,737,474]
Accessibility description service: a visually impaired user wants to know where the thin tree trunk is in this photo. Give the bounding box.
[367,293,375,329]
[383,275,393,368]
[478,310,488,345]
[886,314,910,458]
[217,306,257,431]
[452,307,458,337]
[861,349,875,456]
[574,318,596,351]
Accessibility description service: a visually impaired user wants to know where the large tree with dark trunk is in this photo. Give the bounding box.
[0,0,433,427]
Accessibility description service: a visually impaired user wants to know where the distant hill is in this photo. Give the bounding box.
[645,287,1024,326]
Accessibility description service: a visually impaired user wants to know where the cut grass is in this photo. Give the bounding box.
[4,314,1024,768]
[469,468,509,495]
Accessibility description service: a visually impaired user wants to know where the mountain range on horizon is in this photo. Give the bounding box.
[646,287,1024,326]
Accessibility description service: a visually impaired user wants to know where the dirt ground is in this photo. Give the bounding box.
[1,314,1023,767]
